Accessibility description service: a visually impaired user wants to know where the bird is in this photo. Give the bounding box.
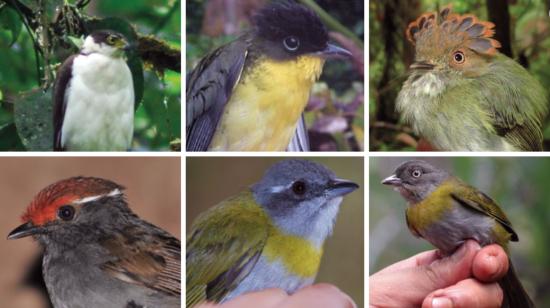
[7,177,180,308]
[396,6,548,151]
[186,159,359,307]
[186,0,351,151]
[382,160,534,308]
[53,30,135,151]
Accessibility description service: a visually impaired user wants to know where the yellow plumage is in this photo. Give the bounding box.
[209,55,324,151]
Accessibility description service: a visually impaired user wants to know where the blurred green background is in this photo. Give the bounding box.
[187,157,364,306]
[0,0,181,151]
[186,0,364,151]
[370,157,550,306]
[369,0,550,151]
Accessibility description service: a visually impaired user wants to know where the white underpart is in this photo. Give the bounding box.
[61,39,134,151]
[411,72,445,98]
[74,188,122,204]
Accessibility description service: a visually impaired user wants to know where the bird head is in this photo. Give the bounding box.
[252,159,358,245]
[81,30,130,58]
[7,177,128,244]
[251,1,351,61]
[406,6,501,84]
[382,160,450,205]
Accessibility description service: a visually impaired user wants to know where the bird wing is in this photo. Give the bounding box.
[286,114,310,151]
[450,182,518,241]
[485,56,547,151]
[186,191,269,306]
[186,39,248,151]
[100,224,181,297]
[53,54,77,151]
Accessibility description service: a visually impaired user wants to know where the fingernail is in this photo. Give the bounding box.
[432,297,453,308]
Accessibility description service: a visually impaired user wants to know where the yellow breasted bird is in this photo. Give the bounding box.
[186,1,351,151]
[382,160,534,308]
[186,159,358,307]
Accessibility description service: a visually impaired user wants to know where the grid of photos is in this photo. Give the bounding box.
[1,0,549,307]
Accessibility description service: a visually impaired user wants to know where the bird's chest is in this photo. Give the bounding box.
[223,231,321,302]
[61,54,134,150]
[209,56,324,151]
[397,73,509,151]
[407,197,496,254]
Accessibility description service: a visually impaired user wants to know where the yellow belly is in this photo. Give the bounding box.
[209,55,324,151]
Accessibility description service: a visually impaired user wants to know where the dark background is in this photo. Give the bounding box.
[369,0,550,151]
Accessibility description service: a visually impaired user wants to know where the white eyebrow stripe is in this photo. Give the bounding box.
[269,185,289,193]
[74,188,122,204]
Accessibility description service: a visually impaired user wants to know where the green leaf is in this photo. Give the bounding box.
[0,6,22,46]
[14,89,54,151]
[85,17,145,108]
[0,122,25,150]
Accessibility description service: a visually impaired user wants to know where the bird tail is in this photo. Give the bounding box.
[499,261,535,308]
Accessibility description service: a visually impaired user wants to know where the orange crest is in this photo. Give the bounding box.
[22,177,124,226]
[406,6,501,56]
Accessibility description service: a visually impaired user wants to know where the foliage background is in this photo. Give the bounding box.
[370,157,550,306]
[186,0,364,151]
[369,0,550,151]
[187,157,364,307]
[0,0,181,151]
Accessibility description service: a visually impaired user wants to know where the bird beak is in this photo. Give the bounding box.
[316,43,352,59]
[410,61,435,70]
[7,221,41,240]
[326,178,359,198]
[381,174,402,186]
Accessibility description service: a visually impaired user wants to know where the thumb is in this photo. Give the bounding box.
[417,240,481,293]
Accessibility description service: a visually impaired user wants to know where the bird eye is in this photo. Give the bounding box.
[57,205,75,221]
[283,36,300,52]
[106,36,116,45]
[453,51,465,64]
[291,180,306,195]
[411,169,422,178]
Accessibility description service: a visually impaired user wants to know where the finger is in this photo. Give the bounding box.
[421,278,503,308]
[416,240,481,291]
[282,283,356,308]
[378,249,440,273]
[216,288,288,308]
[472,244,509,283]
[370,241,480,307]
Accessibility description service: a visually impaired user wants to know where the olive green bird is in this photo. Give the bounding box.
[382,160,534,308]
[186,159,358,307]
[397,7,548,151]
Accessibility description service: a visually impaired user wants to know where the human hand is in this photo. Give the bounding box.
[196,283,356,308]
[370,240,508,308]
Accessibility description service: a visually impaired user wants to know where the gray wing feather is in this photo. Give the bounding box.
[186,40,248,151]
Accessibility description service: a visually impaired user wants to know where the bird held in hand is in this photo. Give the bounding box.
[8,177,180,308]
[397,7,548,151]
[382,160,534,308]
[186,159,358,307]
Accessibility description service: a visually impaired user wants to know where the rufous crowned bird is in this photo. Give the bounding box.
[7,177,181,308]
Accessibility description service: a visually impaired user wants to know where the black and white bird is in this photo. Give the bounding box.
[53,30,135,151]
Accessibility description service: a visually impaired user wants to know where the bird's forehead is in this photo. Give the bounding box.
[263,160,334,185]
[253,2,328,43]
[21,177,123,225]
